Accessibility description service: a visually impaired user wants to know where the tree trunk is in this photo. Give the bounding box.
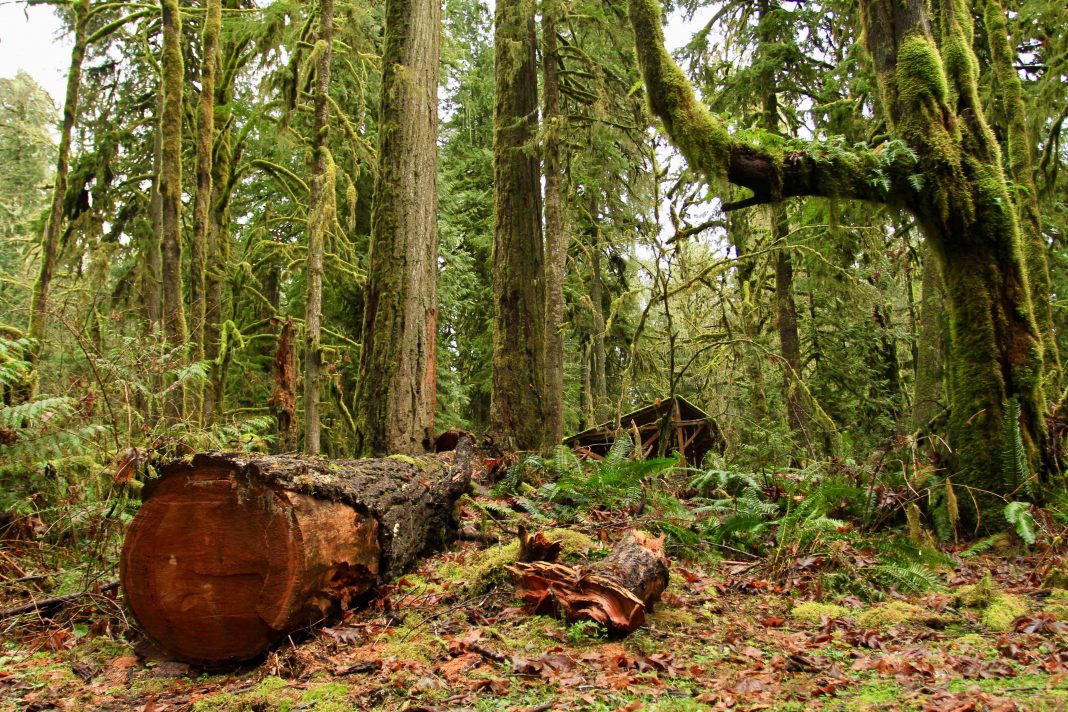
[190,0,222,419]
[542,0,567,447]
[589,225,609,424]
[913,247,945,428]
[354,0,441,456]
[304,0,334,455]
[512,529,669,635]
[984,0,1060,390]
[774,221,809,448]
[144,95,164,330]
[121,438,473,665]
[160,0,188,418]
[27,0,89,378]
[270,318,298,452]
[859,0,1048,515]
[203,51,235,424]
[491,0,547,451]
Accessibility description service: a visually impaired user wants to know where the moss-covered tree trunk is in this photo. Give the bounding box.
[204,30,236,424]
[144,95,164,331]
[491,0,548,451]
[542,0,567,447]
[861,0,1048,514]
[983,0,1060,391]
[354,0,441,456]
[913,247,946,429]
[628,0,1049,518]
[160,0,188,418]
[27,0,89,380]
[303,0,334,455]
[191,0,221,420]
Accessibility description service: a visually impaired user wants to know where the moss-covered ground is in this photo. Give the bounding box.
[3,495,1068,711]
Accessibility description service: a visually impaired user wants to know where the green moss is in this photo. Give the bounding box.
[856,601,945,628]
[954,574,1028,631]
[789,602,851,623]
[192,676,297,711]
[466,528,600,594]
[955,573,1000,608]
[543,528,598,558]
[299,682,351,711]
[981,594,1028,631]
[1042,564,1068,590]
[895,35,949,110]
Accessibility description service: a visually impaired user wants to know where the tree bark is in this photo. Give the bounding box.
[304,0,334,455]
[144,94,164,331]
[121,438,474,665]
[190,0,222,419]
[491,0,547,451]
[913,247,945,428]
[270,318,298,452]
[984,0,1060,390]
[542,0,567,447]
[512,529,669,635]
[203,37,236,424]
[160,0,188,418]
[27,0,89,379]
[354,0,441,456]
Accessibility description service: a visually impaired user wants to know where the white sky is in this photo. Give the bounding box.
[0,2,70,104]
[0,1,707,107]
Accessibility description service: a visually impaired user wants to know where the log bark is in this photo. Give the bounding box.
[511,529,669,635]
[121,438,473,665]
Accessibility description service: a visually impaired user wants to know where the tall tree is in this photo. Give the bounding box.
[191,0,222,417]
[628,0,1049,516]
[160,0,188,417]
[491,0,547,451]
[303,0,334,454]
[354,0,442,455]
[27,0,90,374]
[542,0,567,446]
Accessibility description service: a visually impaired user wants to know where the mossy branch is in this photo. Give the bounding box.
[627,0,910,210]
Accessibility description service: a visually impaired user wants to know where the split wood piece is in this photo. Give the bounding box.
[120,437,472,665]
[511,529,669,635]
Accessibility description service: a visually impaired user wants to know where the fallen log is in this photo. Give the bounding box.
[121,438,472,665]
[511,529,669,635]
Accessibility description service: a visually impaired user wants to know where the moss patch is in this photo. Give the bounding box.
[856,601,945,628]
[981,594,1028,631]
[790,602,851,623]
[955,574,1028,631]
[466,528,600,594]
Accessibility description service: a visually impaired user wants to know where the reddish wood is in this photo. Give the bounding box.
[121,440,472,665]
[511,529,669,635]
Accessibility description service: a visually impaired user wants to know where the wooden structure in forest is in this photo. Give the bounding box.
[564,395,723,466]
[121,438,472,665]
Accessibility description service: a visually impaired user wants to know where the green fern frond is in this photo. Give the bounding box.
[1001,397,1029,495]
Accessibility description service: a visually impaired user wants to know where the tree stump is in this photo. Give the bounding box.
[511,529,669,635]
[121,438,472,665]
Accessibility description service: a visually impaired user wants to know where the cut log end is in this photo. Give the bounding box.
[511,529,669,635]
[121,441,472,665]
[120,465,378,665]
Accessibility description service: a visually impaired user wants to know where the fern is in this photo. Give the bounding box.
[1001,397,1030,495]
[960,535,998,558]
[1004,501,1037,545]
[868,561,946,594]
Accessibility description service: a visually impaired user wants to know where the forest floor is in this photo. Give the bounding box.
[3,488,1068,711]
